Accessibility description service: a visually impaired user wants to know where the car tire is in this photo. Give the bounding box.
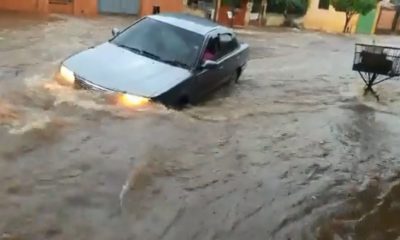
[175,95,190,109]
[234,68,242,84]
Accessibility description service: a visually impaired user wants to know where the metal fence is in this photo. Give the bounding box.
[353,43,400,76]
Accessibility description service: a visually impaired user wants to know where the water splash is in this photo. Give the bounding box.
[0,100,19,125]
[8,112,52,135]
[42,80,170,117]
[315,179,400,240]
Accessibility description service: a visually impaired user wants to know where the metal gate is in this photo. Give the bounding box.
[98,0,139,14]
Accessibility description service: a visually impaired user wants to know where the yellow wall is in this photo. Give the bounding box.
[371,4,381,34]
[304,0,359,33]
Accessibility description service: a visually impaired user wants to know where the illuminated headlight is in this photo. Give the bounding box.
[59,65,75,84]
[118,93,150,107]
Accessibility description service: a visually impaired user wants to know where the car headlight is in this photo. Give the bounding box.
[118,93,150,107]
[59,65,75,84]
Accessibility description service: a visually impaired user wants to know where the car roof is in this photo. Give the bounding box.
[148,13,231,35]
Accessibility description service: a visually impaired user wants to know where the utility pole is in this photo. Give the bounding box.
[259,0,267,26]
[230,4,235,28]
[213,0,219,22]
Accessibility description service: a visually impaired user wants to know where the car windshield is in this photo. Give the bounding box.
[111,17,204,69]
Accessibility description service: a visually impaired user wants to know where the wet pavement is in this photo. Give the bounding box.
[2,12,400,240]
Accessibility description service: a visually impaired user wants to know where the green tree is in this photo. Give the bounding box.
[267,0,309,28]
[269,0,309,16]
[221,0,241,8]
[330,0,377,33]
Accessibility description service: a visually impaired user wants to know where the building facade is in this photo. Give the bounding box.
[303,0,360,33]
[303,0,399,35]
[217,0,249,26]
[0,0,183,17]
[373,3,400,34]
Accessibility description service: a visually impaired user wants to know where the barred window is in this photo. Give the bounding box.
[318,0,330,9]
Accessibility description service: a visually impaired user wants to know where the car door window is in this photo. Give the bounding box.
[218,33,239,58]
[201,33,239,62]
[202,36,220,61]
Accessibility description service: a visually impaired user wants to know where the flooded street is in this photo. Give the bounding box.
[2,12,400,240]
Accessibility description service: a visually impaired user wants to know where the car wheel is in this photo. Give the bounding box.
[175,95,190,109]
[234,68,242,84]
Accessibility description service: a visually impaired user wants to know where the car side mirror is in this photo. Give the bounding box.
[201,60,218,70]
[112,28,120,37]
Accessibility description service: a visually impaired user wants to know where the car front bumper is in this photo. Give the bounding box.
[74,75,151,107]
[74,75,113,93]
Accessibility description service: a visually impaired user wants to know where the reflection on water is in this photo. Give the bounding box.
[0,101,19,125]
[316,180,400,240]
[314,86,400,240]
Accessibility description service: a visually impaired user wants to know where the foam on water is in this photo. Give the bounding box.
[315,179,400,240]
[8,113,51,135]
[0,75,174,136]
[338,79,400,114]
[0,100,20,130]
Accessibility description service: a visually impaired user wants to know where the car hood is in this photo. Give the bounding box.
[63,42,191,98]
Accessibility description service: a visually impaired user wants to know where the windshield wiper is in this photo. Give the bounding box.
[114,44,189,68]
[116,44,162,60]
[140,50,161,60]
[161,59,190,69]
[115,44,142,54]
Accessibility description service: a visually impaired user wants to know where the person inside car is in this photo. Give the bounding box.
[203,38,217,61]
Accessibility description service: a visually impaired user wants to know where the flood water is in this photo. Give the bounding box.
[1,12,400,240]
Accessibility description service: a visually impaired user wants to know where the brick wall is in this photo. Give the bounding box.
[73,0,97,16]
[49,1,74,14]
[0,0,48,13]
[376,8,396,32]
[140,0,184,16]
[217,0,248,27]
[0,0,97,16]
[48,0,97,15]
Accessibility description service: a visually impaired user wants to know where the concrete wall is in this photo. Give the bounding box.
[304,0,359,33]
[356,8,377,34]
[140,0,183,16]
[371,4,381,34]
[265,13,285,26]
[0,0,48,13]
[183,7,207,17]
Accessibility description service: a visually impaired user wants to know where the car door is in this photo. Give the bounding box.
[214,32,240,85]
[194,33,226,100]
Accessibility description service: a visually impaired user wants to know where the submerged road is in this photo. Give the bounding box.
[1,12,400,240]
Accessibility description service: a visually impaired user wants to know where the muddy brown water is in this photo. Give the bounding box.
[2,13,400,240]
